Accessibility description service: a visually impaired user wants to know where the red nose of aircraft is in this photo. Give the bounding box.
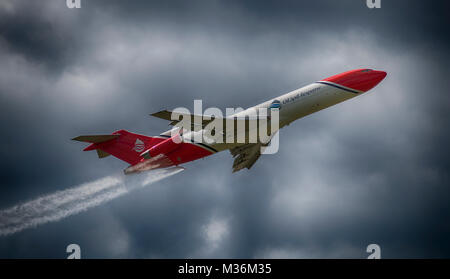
[322,69,387,93]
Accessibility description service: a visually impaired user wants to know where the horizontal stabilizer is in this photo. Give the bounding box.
[72,135,119,143]
[96,149,111,158]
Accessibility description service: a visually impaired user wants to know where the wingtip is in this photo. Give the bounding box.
[150,109,168,116]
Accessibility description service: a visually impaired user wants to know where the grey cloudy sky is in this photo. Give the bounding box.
[0,0,449,258]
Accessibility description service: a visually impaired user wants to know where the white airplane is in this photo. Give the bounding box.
[73,69,387,173]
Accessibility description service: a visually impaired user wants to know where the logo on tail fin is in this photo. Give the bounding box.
[133,139,145,152]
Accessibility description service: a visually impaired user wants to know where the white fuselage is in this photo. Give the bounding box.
[237,82,359,128]
[163,81,363,152]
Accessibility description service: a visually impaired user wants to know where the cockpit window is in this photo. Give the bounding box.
[361,69,373,72]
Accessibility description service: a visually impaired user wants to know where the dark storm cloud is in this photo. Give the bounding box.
[0,0,449,258]
[0,1,91,72]
[92,0,450,50]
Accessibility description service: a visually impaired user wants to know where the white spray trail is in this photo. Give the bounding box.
[0,167,184,237]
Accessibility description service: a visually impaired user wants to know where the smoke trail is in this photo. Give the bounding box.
[0,167,184,237]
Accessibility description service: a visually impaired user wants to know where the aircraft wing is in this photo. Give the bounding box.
[229,143,262,173]
[151,110,217,130]
[151,109,269,133]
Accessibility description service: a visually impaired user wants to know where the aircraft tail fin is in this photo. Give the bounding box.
[72,130,165,165]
